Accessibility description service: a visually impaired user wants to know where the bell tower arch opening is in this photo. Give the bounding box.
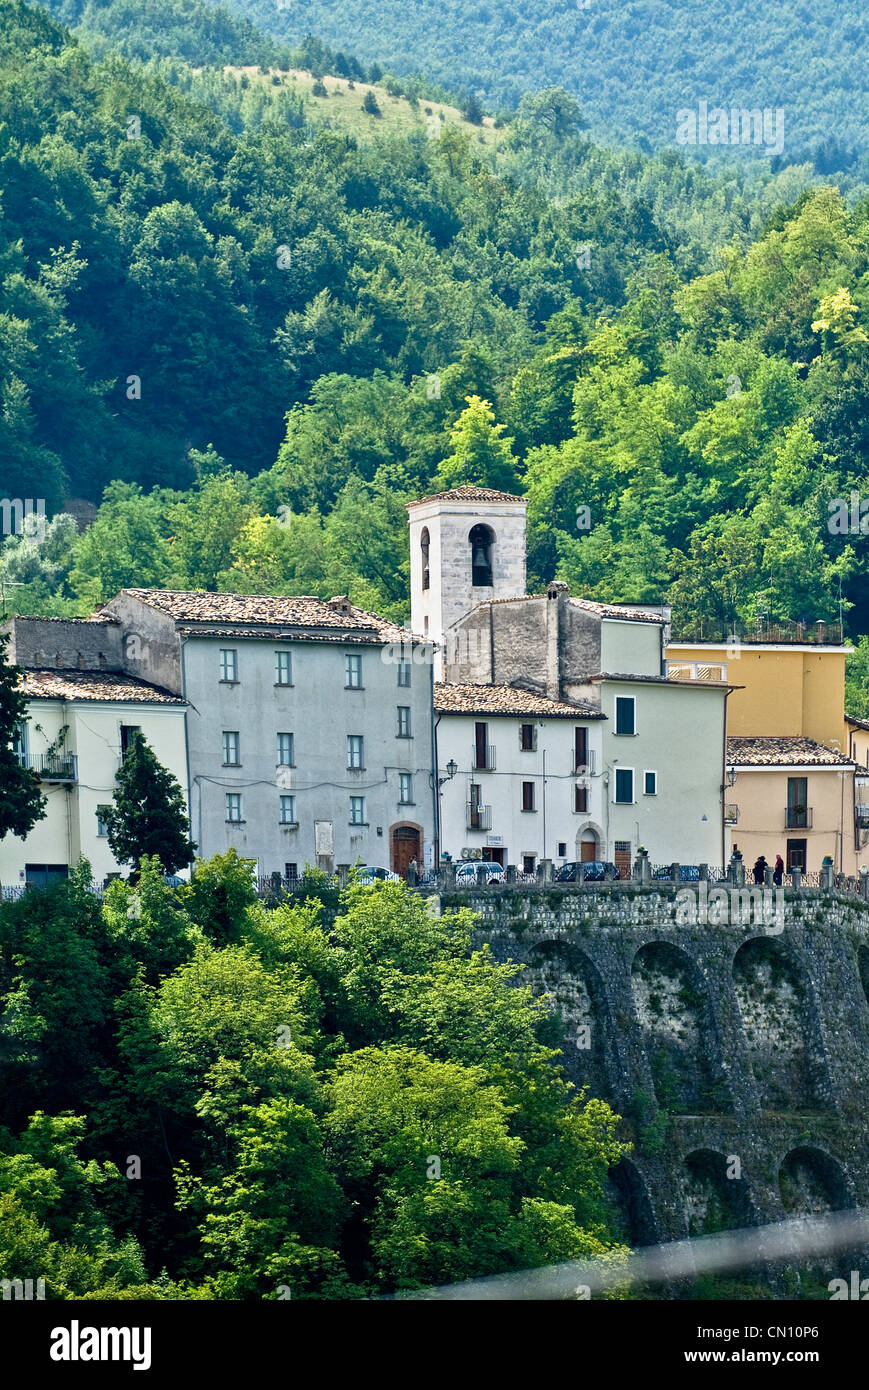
[469,523,494,587]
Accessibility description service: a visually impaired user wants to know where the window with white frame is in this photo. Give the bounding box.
[643,770,657,795]
[615,695,636,735]
[345,653,362,688]
[222,730,240,765]
[399,772,413,804]
[96,805,111,837]
[614,768,634,803]
[275,650,292,685]
[397,706,411,738]
[277,732,294,766]
[226,792,243,822]
[347,734,364,769]
[349,796,366,825]
[280,794,297,825]
[397,661,411,687]
[220,649,238,682]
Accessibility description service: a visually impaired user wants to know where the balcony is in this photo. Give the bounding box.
[572,750,597,776]
[667,662,728,683]
[856,801,869,827]
[724,804,739,825]
[16,752,78,783]
[466,802,492,831]
[471,744,496,771]
[785,806,813,830]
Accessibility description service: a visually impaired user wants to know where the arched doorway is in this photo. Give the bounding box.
[390,822,422,877]
[577,826,602,863]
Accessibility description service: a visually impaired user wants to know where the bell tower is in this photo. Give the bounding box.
[407,485,528,677]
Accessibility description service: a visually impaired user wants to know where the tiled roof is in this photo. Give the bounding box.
[727,737,855,767]
[434,682,604,718]
[407,485,526,506]
[116,590,409,642]
[569,598,668,625]
[18,670,183,704]
[8,614,117,625]
[846,714,869,731]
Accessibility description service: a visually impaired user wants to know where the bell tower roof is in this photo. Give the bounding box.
[407,486,526,508]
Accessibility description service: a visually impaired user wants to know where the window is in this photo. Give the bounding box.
[397,661,411,687]
[399,772,413,804]
[521,781,536,812]
[347,734,364,769]
[96,805,111,837]
[469,524,493,587]
[277,732,294,767]
[13,721,28,759]
[786,838,807,871]
[275,650,292,685]
[520,723,535,751]
[220,649,238,682]
[787,776,809,829]
[473,721,490,768]
[285,862,298,881]
[614,768,634,804]
[345,654,362,688]
[575,726,588,770]
[557,841,567,858]
[222,730,240,766]
[644,770,657,796]
[575,784,588,813]
[420,527,430,591]
[280,794,297,825]
[397,706,411,738]
[350,796,366,825]
[615,697,636,735]
[523,855,536,875]
[120,724,141,760]
[226,792,243,823]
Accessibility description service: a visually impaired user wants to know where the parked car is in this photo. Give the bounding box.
[555,860,620,882]
[652,864,701,881]
[455,861,505,885]
[353,865,401,884]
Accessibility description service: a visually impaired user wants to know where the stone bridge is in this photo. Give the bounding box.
[431,882,869,1277]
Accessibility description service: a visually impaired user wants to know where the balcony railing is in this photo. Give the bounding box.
[671,618,843,646]
[667,662,728,683]
[785,806,813,830]
[572,750,597,776]
[466,802,492,831]
[856,802,869,826]
[16,752,78,782]
[724,804,739,825]
[471,744,496,771]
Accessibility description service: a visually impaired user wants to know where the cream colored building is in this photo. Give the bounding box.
[727,736,865,875]
[1,668,188,891]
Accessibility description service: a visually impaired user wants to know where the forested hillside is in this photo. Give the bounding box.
[2,0,869,703]
[228,0,869,164]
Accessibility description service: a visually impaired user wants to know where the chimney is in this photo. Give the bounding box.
[327,595,353,616]
[545,581,569,701]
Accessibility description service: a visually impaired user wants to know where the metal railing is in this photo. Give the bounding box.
[572,751,597,775]
[670,618,843,646]
[785,806,813,829]
[15,752,78,781]
[667,662,728,683]
[466,803,492,831]
[471,744,496,771]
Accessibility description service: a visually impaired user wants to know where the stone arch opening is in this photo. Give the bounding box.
[778,1146,854,1216]
[607,1157,658,1248]
[631,941,730,1114]
[732,937,829,1110]
[420,527,430,591]
[469,523,494,587]
[681,1148,755,1237]
[576,825,603,862]
[528,941,619,1102]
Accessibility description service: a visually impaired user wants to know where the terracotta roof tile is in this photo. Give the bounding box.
[727,737,855,767]
[18,669,183,704]
[434,682,604,718]
[407,486,526,506]
[117,590,410,643]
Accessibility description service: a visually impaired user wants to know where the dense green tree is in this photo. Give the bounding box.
[0,631,45,844]
[104,733,196,876]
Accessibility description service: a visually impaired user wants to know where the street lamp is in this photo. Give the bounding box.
[436,759,458,867]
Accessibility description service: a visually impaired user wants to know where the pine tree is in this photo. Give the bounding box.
[0,630,45,842]
[362,89,381,116]
[105,733,196,877]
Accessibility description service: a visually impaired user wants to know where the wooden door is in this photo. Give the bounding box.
[391,825,420,877]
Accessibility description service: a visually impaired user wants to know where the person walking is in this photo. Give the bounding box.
[752,855,768,884]
[773,854,784,886]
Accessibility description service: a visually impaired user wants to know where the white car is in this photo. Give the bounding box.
[455,861,505,885]
[352,865,401,884]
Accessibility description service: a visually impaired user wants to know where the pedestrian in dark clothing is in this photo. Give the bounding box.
[752,855,768,885]
[773,854,784,886]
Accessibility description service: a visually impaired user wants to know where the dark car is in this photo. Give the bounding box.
[555,860,620,882]
[652,864,701,882]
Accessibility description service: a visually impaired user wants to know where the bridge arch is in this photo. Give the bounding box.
[732,937,830,1110]
[631,940,731,1114]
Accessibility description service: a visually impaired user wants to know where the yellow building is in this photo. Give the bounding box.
[667,637,866,873]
